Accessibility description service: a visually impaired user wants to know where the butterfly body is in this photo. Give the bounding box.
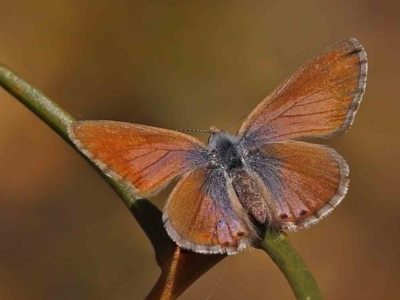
[207,130,277,225]
[69,38,367,254]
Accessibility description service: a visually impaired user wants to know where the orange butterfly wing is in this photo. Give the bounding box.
[69,121,208,198]
[163,167,257,254]
[246,141,348,230]
[238,38,367,145]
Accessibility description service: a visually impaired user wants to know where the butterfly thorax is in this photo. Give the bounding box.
[208,131,243,172]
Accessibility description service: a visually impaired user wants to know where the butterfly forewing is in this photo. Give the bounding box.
[238,38,367,146]
[69,121,208,198]
[163,167,257,254]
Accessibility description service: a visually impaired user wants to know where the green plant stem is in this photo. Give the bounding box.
[0,64,73,142]
[260,230,323,300]
[1,63,324,300]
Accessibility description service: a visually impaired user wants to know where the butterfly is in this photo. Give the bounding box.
[68,38,367,255]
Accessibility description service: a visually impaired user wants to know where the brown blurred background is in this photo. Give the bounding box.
[0,1,399,299]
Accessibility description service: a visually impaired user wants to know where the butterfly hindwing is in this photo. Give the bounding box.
[245,141,348,230]
[163,167,257,254]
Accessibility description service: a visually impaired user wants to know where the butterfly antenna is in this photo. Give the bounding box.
[176,128,212,134]
[223,115,247,130]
